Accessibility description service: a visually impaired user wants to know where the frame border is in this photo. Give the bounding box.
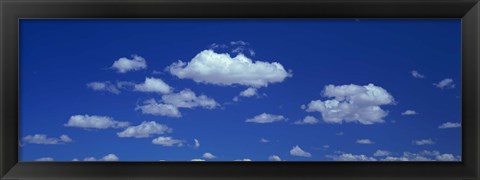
[1,0,479,179]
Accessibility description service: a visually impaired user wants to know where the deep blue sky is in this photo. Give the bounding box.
[19,19,461,161]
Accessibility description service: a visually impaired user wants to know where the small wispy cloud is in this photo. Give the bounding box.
[246,113,286,124]
[152,136,184,147]
[86,81,120,94]
[411,70,425,78]
[259,138,270,143]
[23,134,72,145]
[117,121,172,138]
[413,139,435,145]
[83,154,119,161]
[401,110,417,115]
[356,139,375,145]
[194,139,200,148]
[438,122,461,129]
[64,114,129,129]
[290,145,312,157]
[294,116,319,125]
[202,152,216,159]
[111,55,147,73]
[268,155,282,161]
[373,150,391,157]
[35,157,54,161]
[134,77,172,94]
[434,78,455,89]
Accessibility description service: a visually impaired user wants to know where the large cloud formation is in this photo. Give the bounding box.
[303,84,394,125]
[167,50,292,87]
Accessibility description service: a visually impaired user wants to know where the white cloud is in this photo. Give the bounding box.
[134,77,172,94]
[167,50,292,88]
[246,113,286,123]
[65,115,129,129]
[191,158,206,161]
[209,43,228,49]
[413,139,435,145]
[268,155,282,161]
[329,153,377,161]
[194,139,200,148]
[101,154,119,161]
[373,150,391,157]
[434,78,455,89]
[294,116,319,125]
[336,132,344,136]
[435,154,457,161]
[290,145,312,157]
[202,152,216,159]
[304,84,394,125]
[35,157,54,161]
[87,81,120,94]
[83,154,119,161]
[240,87,257,97]
[234,158,252,161]
[161,89,218,109]
[23,134,72,145]
[117,121,172,138]
[59,135,73,143]
[111,55,147,73]
[136,99,181,117]
[381,150,459,161]
[401,110,417,115]
[152,136,184,147]
[411,70,425,78]
[260,138,269,143]
[230,40,249,46]
[439,122,461,129]
[356,139,375,145]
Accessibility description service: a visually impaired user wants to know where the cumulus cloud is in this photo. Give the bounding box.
[304,84,394,125]
[434,78,455,89]
[412,139,435,145]
[23,134,72,145]
[381,150,459,161]
[83,154,119,161]
[194,139,200,148]
[161,89,218,109]
[373,150,391,157]
[35,157,54,161]
[329,153,377,161]
[290,145,312,157]
[65,115,129,129]
[356,139,375,145]
[439,122,461,129]
[117,121,172,138]
[136,99,181,117]
[246,113,286,123]
[87,81,120,94]
[167,50,292,88]
[401,110,417,115]
[111,55,147,73]
[411,70,425,78]
[269,155,282,161]
[152,136,184,147]
[202,152,216,159]
[294,116,319,125]
[134,77,172,94]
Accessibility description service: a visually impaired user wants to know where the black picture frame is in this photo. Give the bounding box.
[1,0,479,179]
